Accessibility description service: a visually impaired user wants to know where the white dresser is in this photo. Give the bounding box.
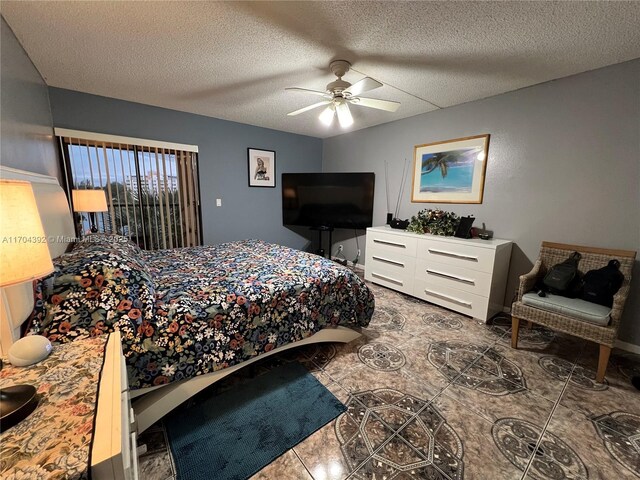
[364,226,512,322]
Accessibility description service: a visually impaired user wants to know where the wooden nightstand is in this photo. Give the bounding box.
[0,331,138,479]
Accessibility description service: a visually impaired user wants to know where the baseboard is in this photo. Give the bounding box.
[615,339,640,355]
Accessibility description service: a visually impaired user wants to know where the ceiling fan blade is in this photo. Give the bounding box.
[318,104,336,126]
[344,77,383,97]
[336,102,353,128]
[350,97,401,112]
[287,101,332,116]
[285,87,332,98]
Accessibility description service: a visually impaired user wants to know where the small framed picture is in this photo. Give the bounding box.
[411,134,490,204]
[247,148,276,188]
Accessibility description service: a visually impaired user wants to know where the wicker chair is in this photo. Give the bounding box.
[511,241,636,382]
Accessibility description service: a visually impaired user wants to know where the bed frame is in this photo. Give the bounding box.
[131,326,360,432]
[0,166,362,433]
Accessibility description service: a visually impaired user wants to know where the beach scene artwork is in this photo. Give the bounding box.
[420,147,480,193]
[412,135,489,204]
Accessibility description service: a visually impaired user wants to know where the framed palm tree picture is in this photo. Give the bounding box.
[411,134,490,204]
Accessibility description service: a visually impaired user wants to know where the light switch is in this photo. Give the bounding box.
[216,198,222,207]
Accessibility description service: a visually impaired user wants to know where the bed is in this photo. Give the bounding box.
[0,166,373,433]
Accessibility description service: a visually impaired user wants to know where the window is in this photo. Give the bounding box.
[56,129,202,250]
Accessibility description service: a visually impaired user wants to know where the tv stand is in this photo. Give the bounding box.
[310,226,334,258]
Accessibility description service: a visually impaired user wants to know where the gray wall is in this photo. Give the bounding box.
[0,17,59,178]
[48,88,323,250]
[323,60,640,347]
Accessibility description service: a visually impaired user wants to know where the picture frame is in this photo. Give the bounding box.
[247,148,276,188]
[411,134,490,204]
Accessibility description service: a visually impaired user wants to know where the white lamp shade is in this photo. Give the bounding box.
[72,189,108,213]
[0,180,54,287]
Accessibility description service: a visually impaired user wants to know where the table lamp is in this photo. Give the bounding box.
[0,179,55,431]
[72,189,107,233]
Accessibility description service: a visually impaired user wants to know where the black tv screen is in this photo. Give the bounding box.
[282,173,375,229]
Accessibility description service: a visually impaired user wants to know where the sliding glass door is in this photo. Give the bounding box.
[58,132,202,250]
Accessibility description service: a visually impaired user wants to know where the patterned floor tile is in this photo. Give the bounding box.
[138,281,640,480]
[137,422,175,480]
[138,424,170,455]
[249,450,313,480]
[591,411,640,478]
[538,356,608,391]
[335,361,442,402]
[433,393,523,480]
[358,342,406,371]
[295,419,353,480]
[493,416,588,480]
[423,313,503,345]
[427,341,493,383]
[296,343,339,370]
[399,339,458,389]
[538,403,636,480]
[485,342,584,403]
[444,378,556,427]
[612,352,640,381]
[138,450,175,480]
[321,335,369,381]
[369,304,408,331]
[490,316,556,349]
[559,350,640,419]
[422,311,465,330]
[338,389,464,480]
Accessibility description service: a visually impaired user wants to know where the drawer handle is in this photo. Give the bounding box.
[372,272,404,286]
[426,269,475,285]
[374,239,407,248]
[428,248,478,262]
[372,255,405,267]
[423,289,472,308]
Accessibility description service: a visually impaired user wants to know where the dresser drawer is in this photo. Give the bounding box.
[366,249,415,275]
[417,238,495,273]
[414,258,492,297]
[367,231,418,257]
[413,279,489,320]
[365,262,414,294]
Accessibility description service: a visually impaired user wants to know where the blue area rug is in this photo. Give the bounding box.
[164,362,346,480]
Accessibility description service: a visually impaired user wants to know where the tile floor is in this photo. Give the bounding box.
[137,281,640,480]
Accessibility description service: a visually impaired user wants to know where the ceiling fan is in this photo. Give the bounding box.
[286,60,400,128]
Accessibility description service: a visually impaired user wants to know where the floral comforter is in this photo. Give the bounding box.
[33,237,373,389]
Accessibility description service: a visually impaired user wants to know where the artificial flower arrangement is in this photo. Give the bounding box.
[406,208,460,236]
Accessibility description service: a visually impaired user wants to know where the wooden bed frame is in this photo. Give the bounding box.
[0,166,362,434]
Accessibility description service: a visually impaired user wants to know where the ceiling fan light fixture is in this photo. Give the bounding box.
[286,60,399,129]
[319,104,335,126]
[336,101,353,128]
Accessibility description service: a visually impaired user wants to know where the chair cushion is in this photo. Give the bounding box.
[522,292,612,326]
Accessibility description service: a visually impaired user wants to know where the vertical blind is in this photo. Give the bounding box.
[56,129,201,250]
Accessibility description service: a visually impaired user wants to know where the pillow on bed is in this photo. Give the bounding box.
[71,233,144,259]
[31,239,154,344]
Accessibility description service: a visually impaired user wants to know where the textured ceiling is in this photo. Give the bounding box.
[2,1,640,138]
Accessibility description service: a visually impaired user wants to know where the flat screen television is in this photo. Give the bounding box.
[282,173,375,229]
